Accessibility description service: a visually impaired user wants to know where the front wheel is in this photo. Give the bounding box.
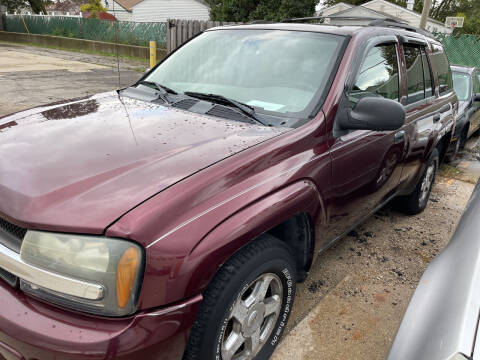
[183,235,297,360]
[396,148,439,215]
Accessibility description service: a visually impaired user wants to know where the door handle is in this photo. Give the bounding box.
[433,114,441,122]
[439,104,451,113]
[394,130,405,144]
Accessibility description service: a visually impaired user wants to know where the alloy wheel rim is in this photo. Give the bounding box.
[221,273,283,360]
[419,162,435,205]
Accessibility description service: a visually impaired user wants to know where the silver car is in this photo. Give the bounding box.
[388,180,480,360]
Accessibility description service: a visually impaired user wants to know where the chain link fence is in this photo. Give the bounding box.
[435,33,480,69]
[3,15,167,47]
[2,15,480,66]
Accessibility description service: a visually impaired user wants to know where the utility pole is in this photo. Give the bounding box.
[419,0,433,30]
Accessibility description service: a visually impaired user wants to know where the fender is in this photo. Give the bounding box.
[181,179,324,300]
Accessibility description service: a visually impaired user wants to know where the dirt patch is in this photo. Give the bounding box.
[273,174,476,360]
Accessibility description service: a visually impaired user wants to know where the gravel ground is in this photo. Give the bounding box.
[273,158,478,359]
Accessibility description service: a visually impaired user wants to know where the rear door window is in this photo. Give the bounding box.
[422,49,434,97]
[430,44,453,95]
[404,45,425,104]
[350,44,399,104]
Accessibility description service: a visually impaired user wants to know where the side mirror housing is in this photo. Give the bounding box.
[340,97,405,131]
[474,93,480,102]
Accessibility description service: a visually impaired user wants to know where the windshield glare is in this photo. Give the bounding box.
[452,72,471,101]
[145,29,344,118]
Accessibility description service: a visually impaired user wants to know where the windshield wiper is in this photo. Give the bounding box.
[184,91,266,126]
[136,80,177,103]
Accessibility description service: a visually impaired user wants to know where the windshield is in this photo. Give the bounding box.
[452,71,471,101]
[145,29,345,119]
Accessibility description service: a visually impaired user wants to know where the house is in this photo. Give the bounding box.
[103,0,210,22]
[323,5,403,26]
[317,0,452,34]
[45,1,81,16]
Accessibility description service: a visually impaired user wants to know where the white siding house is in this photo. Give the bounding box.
[316,2,353,16]
[317,0,452,34]
[104,0,210,22]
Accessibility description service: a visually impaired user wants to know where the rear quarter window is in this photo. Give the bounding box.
[429,43,453,95]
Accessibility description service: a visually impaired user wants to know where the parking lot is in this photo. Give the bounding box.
[1,43,479,360]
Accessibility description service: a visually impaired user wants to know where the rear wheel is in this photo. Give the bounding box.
[396,149,439,215]
[459,125,469,150]
[183,235,297,360]
[444,139,459,163]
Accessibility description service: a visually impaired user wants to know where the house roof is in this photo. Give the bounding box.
[317,2,352,12]
[46,0,81,12]
[114,0,144,11]
[332,5,403,23]
[318,0,446,27]
[114,0,209,11]
[362,0,445,26]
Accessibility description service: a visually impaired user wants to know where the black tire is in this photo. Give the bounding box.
[459,126,469,150]
[445,139,459,163]
[396,148,439,215]
[183,235,297,360]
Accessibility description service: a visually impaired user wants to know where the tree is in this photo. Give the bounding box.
[454,11,480,34]
[80,0,106,17]
[3,0,49,13]
[206,0,317,22]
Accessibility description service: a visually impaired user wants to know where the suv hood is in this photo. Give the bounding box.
[0,92,287,233]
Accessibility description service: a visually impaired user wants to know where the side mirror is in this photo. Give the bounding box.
[341,97,405,131]
[474,93,480,102]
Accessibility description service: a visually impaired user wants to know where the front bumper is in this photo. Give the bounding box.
[0,282,201,360]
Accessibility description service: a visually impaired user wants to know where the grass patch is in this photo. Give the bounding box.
[0,40,150,66]
[439,163,477,184]
[438,163,463,178]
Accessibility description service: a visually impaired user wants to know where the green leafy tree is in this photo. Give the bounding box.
[3,0,49,13]
[206,0,317,22]
[454,12,480,35]
[80,0,106,17]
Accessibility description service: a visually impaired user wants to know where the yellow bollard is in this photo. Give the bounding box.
[149,41,157,69]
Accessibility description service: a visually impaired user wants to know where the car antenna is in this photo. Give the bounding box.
[112,0,121,88]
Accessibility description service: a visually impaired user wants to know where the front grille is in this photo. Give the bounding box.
[0,267,18,287]
[0,218,27,240]
[0,217,26,253]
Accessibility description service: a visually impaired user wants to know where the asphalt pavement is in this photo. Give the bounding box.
[0,42,141,116]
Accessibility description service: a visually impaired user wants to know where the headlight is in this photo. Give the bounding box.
[19,231,144,316]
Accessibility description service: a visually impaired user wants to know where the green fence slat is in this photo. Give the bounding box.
[4,15,167,47]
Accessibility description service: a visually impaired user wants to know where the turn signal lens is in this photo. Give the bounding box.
[116,247,140,309]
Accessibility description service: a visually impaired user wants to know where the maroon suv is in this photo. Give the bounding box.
[0,18,456,360]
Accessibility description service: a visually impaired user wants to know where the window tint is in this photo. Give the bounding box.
[452,72,471,101]
[422,49,434,97]
[430,44,453,95]
[350,44,399,104]
[404,45,425,104]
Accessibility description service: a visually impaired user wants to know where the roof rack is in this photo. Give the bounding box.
[282,15,434,38]
[249,20,276,24]
[282,15,390,23]
[369,18,434,37]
